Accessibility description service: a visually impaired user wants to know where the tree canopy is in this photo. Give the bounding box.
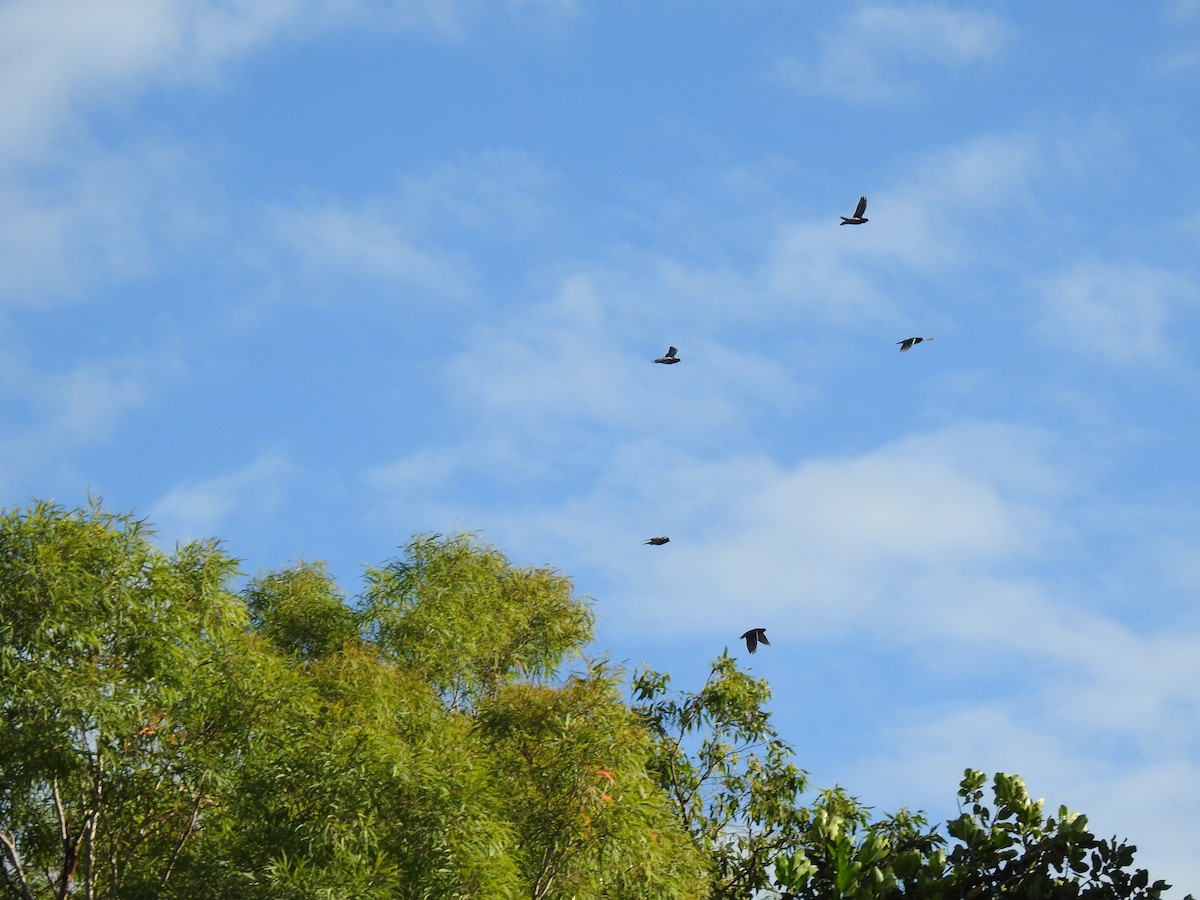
[0,501,1186,899]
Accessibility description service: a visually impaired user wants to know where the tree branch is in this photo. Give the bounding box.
[161,789,206,886]
[0,828,37,900]
[51,777,78,900]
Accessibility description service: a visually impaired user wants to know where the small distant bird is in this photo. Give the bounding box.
[740,628,770,654]
[897,336,932,352]
[644,536,670,546]
[840,196,868,225]
[654,346,681,365]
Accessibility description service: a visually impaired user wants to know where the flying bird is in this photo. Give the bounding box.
[897,337,932,352]
[740,628,770,654]
[644,536,670,546]
[840,196,868,225]
[654,346,681,364]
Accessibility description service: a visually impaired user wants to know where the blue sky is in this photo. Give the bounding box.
[3,0,1200,890]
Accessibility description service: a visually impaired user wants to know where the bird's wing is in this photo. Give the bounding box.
[855,196,868,218]
[667,346,678,358]
[740,629,758,653]
[757,630,770,646]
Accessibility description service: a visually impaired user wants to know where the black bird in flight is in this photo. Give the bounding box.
[897,336,932,352]
[840,196,868,225]
[654,346,681,364]
[644,536,671,546]
[740,628,770,654]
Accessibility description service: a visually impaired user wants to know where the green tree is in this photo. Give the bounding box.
[478,662,708,898]
[244,561,357,662]
[0,501,1185,899]
[0,500,246,899]
[770,769,1179,899]
[634,653,1185,900]
[632,653,809,898]
[362,534,704,897]
[359,533,594,710]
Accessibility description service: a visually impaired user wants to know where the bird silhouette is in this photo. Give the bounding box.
[654,346,681,364]
[840,196,868,225]
[897,336,932,352]
[644,536,670,546]
[740,628,769,653]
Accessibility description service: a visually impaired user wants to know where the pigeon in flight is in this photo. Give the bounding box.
[654,346,681,365]
[897,337,932,352]
[740,628,770,654]
[840,196,868,226]
[644,536,671,546]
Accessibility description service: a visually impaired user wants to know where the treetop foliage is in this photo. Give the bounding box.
[0,501,1185,899]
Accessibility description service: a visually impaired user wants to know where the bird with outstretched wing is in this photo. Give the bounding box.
[740,628,770,653]
[840,196,869,225]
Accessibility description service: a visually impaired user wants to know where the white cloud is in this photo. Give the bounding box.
[406,419,1065,645]
[1035,262,1198,365]
[390,148,559,240]
[844,629,1200,893]
[251,149,567,310]
[151,450,297,543]
[612,423,1063,635]
[763,131,1048,333]
[0,347,180,495]
[0,143,213,307]
[0,0,580,163]
[261,200,473,302]
[443,271,814,455]
[1164,0,1200,21]
[775,5,1012,102]
[0,349,178,444]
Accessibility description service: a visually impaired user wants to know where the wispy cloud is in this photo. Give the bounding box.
[443,271,812,448]
[0,348,178,442]
[151,450,298,544]
[1164,0,1200,21]
[0,0,580,163]
[0,347,180,494]
[1035,262,1198,366]
[766,131,1046,330]
[251,149,564,310]
[774,5,1012,102]
[261,200,473,303]
[0,143,214,307]
[601,422,1065,634]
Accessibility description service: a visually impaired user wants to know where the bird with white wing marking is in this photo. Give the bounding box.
[840,195,869,225]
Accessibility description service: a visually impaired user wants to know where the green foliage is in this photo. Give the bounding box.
[244,561,357,661]
[0,501,1184,900]
[765,770,1181,900]
[478,661,708,898]
[633,655,1185,900]
[632,653,809,898]
[360,533,594,709]
[0,500,245,899]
